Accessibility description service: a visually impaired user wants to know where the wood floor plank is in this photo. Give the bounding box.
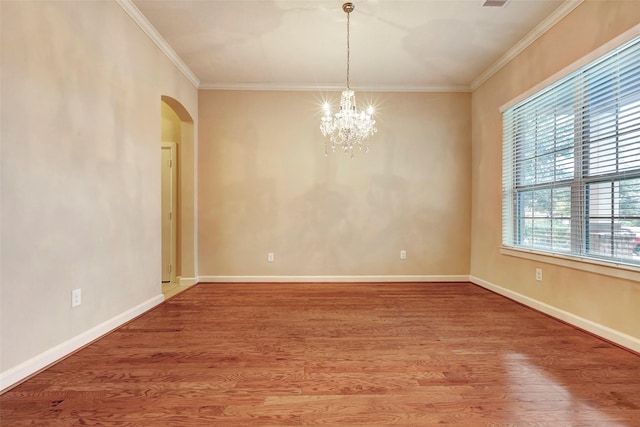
[1,282,639,426]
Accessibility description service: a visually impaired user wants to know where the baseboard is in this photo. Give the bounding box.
[198,275,470,283]
[177,276,198,286]
[469,275,640,353]
[0,294,164,393]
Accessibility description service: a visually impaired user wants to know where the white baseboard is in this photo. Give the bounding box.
[0,294,164,393]
[469,275,640,354]
[198,275,470,283]
[177,276,198,286]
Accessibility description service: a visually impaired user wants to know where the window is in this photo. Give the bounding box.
[503,36,640,267]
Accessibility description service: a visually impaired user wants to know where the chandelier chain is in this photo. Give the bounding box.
[346,10,350,89]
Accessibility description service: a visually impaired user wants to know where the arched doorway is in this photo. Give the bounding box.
[160,96,196,297]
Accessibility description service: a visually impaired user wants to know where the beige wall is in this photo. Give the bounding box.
[161,101,182,144]
[471,1,640,340]
[198,90,471,277]
[0,0,197,377]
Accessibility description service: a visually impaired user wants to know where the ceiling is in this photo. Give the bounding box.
[130,0,575,91]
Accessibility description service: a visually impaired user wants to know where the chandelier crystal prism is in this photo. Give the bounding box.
[320,2,377,157]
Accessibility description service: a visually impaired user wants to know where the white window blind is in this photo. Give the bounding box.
[503,36,640,266]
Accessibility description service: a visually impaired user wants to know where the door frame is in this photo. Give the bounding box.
[161,142,178,284]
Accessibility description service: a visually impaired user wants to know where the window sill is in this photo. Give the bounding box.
[500,247,640,282]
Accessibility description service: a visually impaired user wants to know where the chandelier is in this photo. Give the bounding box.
[320,2,377,157]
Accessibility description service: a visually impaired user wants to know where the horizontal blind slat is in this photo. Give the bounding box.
[502,35,640,265]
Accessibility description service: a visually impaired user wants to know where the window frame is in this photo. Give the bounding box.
[500,27,640,275]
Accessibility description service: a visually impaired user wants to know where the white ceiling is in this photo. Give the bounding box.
[130,0,575,91]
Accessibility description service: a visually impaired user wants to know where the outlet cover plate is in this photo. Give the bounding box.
[71,289,82,307]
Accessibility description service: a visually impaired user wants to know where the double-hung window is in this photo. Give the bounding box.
[502,36,640,266]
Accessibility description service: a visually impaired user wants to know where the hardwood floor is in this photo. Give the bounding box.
[2,282,639,426]
[162,281,195,300]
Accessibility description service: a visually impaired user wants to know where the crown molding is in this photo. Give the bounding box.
[470,0,583,91]
[198,83,471,93]
[116,0,578,94]
[115,0,200,89]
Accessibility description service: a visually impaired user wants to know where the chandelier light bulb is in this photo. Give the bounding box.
[320,2,377,157]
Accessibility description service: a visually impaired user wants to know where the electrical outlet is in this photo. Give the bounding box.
[400,250,407,260]
[71,288,82,307]
[268,252,275,263]
[535,268,543,282]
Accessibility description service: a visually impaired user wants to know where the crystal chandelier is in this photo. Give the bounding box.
[320,2,377,157]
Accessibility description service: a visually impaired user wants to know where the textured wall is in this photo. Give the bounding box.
[161,101,182,144]
[0,1,197,373]
[198,90,471,277]
[471,1,640,340]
